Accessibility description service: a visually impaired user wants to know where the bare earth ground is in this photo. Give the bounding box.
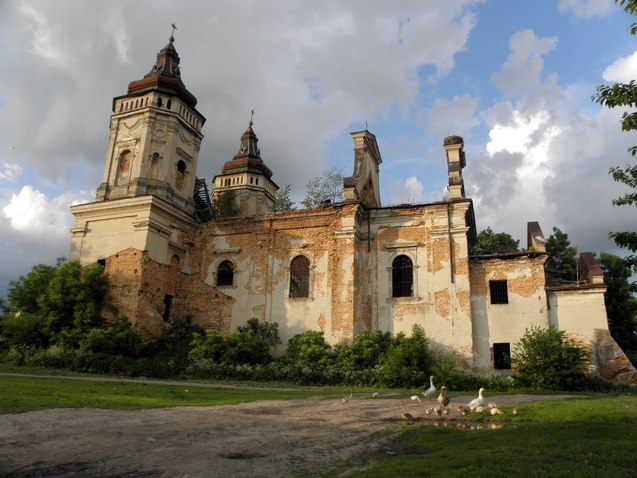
[0,390,576,478]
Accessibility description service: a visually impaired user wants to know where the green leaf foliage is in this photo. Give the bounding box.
[592,1,637,269]
[271,184,296,213]
[471,227,520,255]
[2,259,109,350]
[213,190,240,218]
[79,316,143,357]
[188,318,279,365]
[598,252,637,355]
[512,326,587,390]
[284,330,333,366]
[545,227,578,283]
[379,324,431,388]
[301,167,344,209]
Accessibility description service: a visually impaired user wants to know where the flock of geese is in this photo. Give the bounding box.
[342,375,519,424]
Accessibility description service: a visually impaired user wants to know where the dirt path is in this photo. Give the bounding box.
[0,386,577,478]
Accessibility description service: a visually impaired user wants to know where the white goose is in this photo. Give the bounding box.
[468,387,486,410]
[423,376,436,398]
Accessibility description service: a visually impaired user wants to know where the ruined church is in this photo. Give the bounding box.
[69,36,635,382]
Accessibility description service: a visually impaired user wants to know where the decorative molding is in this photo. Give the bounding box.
[213,247,241,254]
[384,241,421,250]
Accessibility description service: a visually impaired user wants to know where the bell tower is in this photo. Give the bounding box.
[95,33,205,213]
[211,118,279,216]
[70,33,205,267]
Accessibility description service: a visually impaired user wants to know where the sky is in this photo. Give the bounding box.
[1,0,636,297]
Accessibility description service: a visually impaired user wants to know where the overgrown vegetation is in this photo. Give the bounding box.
[512,325,587,390]
[0,258,620,392]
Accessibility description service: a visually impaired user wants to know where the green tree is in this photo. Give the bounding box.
[271,184,296,213]
[301,167,344,209]
[471,227,520,255]
[213,190,240,218]
[1,259,109,350]
[593,0,637,270]
[512,326,587,390]
[598,252,637,355]
[545,227,578,283]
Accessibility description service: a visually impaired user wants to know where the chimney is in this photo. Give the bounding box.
[444,135,466,199]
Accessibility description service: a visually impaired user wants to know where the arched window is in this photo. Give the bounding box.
[115,149,132,186]
[177,160,186,173]
[392,255,413,297]
[217,260,234,286]
[289,255,310,298]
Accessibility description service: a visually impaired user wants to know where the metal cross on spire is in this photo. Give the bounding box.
[170,23,177,42]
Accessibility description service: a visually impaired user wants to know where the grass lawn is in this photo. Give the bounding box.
[0,374,330,413]
[326,395,637,478]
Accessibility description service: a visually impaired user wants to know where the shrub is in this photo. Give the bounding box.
[512,325,587,390]
[378,325,431,388]
[79,317,142,357]
[283,330,333,366]
[188,318,279,366]
[144,316,205,371]
[348,330,393,370]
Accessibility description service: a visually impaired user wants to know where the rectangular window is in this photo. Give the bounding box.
[489,280,509,304]
[493,343,511,370]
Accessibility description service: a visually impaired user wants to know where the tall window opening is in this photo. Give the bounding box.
[493,343,511,369]
[115,149,132,186]
[489,280,509,304]
[289,255,310,298]
[163,294,173,322]
[217,260,234,286]
[392,255,413,297]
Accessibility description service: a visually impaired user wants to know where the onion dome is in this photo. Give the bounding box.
[221,122,273,178]
[127,35,197,108]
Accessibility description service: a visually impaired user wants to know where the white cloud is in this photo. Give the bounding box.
[0,0,483,190]
[427,95,480,140]
[2,186,86,240]
[0,160,22,181]
[603,50,637,82]
[558,0,614,18]
[492,29,558,98]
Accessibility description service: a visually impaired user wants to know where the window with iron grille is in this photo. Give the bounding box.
[289,255,310,298]
[493,342,511,369]
[392,255,413,297]
[489,280,508,304]
[217,260,234,286]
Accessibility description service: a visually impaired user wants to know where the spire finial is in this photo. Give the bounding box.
[249,109,254,127]
[365,120,368,131]
[170,23,177,42]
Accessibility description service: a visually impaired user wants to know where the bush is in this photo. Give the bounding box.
[188,318,279,366]
[144,316,205,372]
[348,330,393,370]
[283,330,333,366]
[378,325,432,388]
[79,317,142,357]
[23,345,79,369]
[512,325,587,390]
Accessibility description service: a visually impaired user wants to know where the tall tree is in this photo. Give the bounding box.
[271,184,295,213]
[545,227,578,283]
[301,167,344,209]
[471,227,519,255]
[598,252,637,356]
[593,0,637,271]
[1,259,109,350]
